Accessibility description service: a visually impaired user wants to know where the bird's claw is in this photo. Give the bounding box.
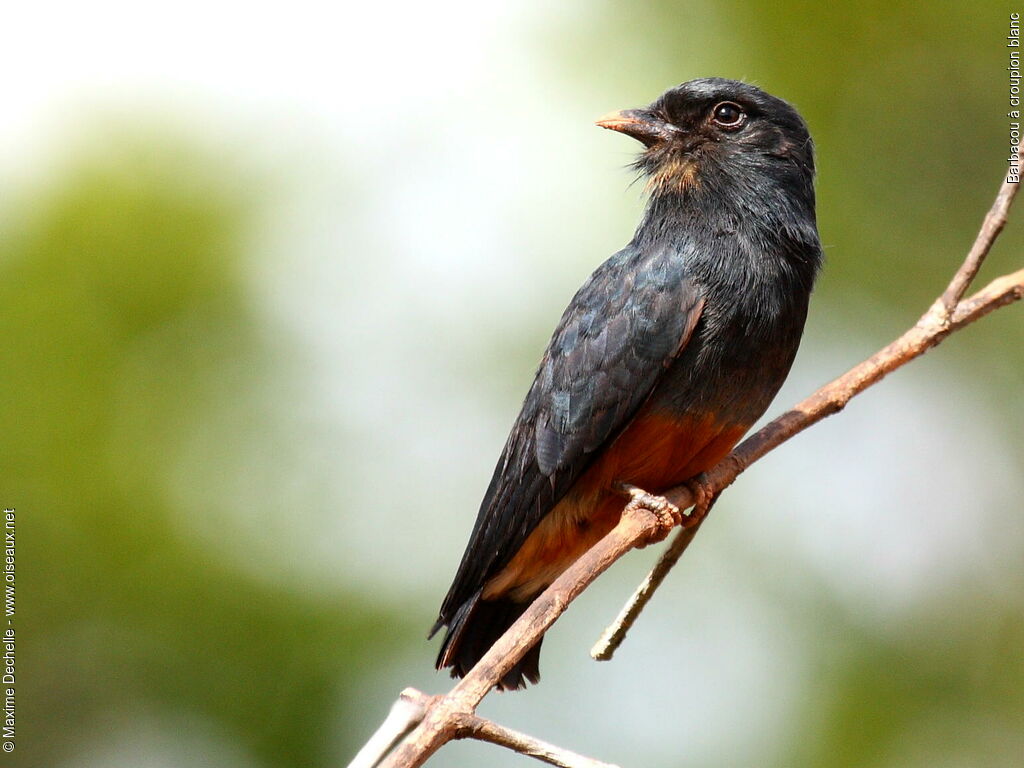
[684,472,717,526]
[617,483,682,546]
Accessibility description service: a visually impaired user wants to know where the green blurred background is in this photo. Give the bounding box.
[2,2,1022,767]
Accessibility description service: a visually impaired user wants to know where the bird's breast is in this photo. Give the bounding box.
[582,406,748,494]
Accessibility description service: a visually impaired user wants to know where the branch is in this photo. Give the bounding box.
[591,524,701,660]
[358,153,1022,767]
[378,502,660,768]
[941,165,1021,311]
[464,710,621,768]
[351,689,618,768]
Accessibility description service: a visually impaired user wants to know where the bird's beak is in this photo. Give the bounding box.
[595,109,673,147]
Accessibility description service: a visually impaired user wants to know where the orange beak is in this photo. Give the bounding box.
[595,109,673,147]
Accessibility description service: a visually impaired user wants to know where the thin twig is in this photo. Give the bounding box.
[464,713,621,768]
[357,157,1023,767]
[951,267,1024,325]
[590,524,701,660]
[942,146,1021,312]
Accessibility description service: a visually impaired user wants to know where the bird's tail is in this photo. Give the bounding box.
[431,590,543,690]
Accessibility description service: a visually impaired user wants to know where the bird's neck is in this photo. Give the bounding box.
[636,183,818,250]
[633,185,822,297]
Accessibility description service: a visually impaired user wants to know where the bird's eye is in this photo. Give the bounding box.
[711,101,745,130]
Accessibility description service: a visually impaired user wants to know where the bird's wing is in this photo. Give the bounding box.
[437,244,704,624]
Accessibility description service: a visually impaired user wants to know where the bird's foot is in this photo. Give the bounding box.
[684,472,718,527]
[615,482,681,546]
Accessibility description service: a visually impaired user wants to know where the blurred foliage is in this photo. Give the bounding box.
[773,584,1024,767]
[0,136,414,767]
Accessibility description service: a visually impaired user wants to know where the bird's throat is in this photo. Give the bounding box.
[646,156,700,195]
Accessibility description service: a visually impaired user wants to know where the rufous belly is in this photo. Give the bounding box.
[482,405,747,602]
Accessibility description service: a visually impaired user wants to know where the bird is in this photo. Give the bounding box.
[431,78,822,690]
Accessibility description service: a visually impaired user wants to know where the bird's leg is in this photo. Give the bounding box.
[613,482,682,546]
[683,472,718,527]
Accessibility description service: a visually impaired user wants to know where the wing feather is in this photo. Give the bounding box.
[436,243,704,626]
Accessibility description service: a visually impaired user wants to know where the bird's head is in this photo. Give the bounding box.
[598,78,815,202]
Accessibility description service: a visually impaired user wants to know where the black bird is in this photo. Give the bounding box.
[432,78,822,689]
